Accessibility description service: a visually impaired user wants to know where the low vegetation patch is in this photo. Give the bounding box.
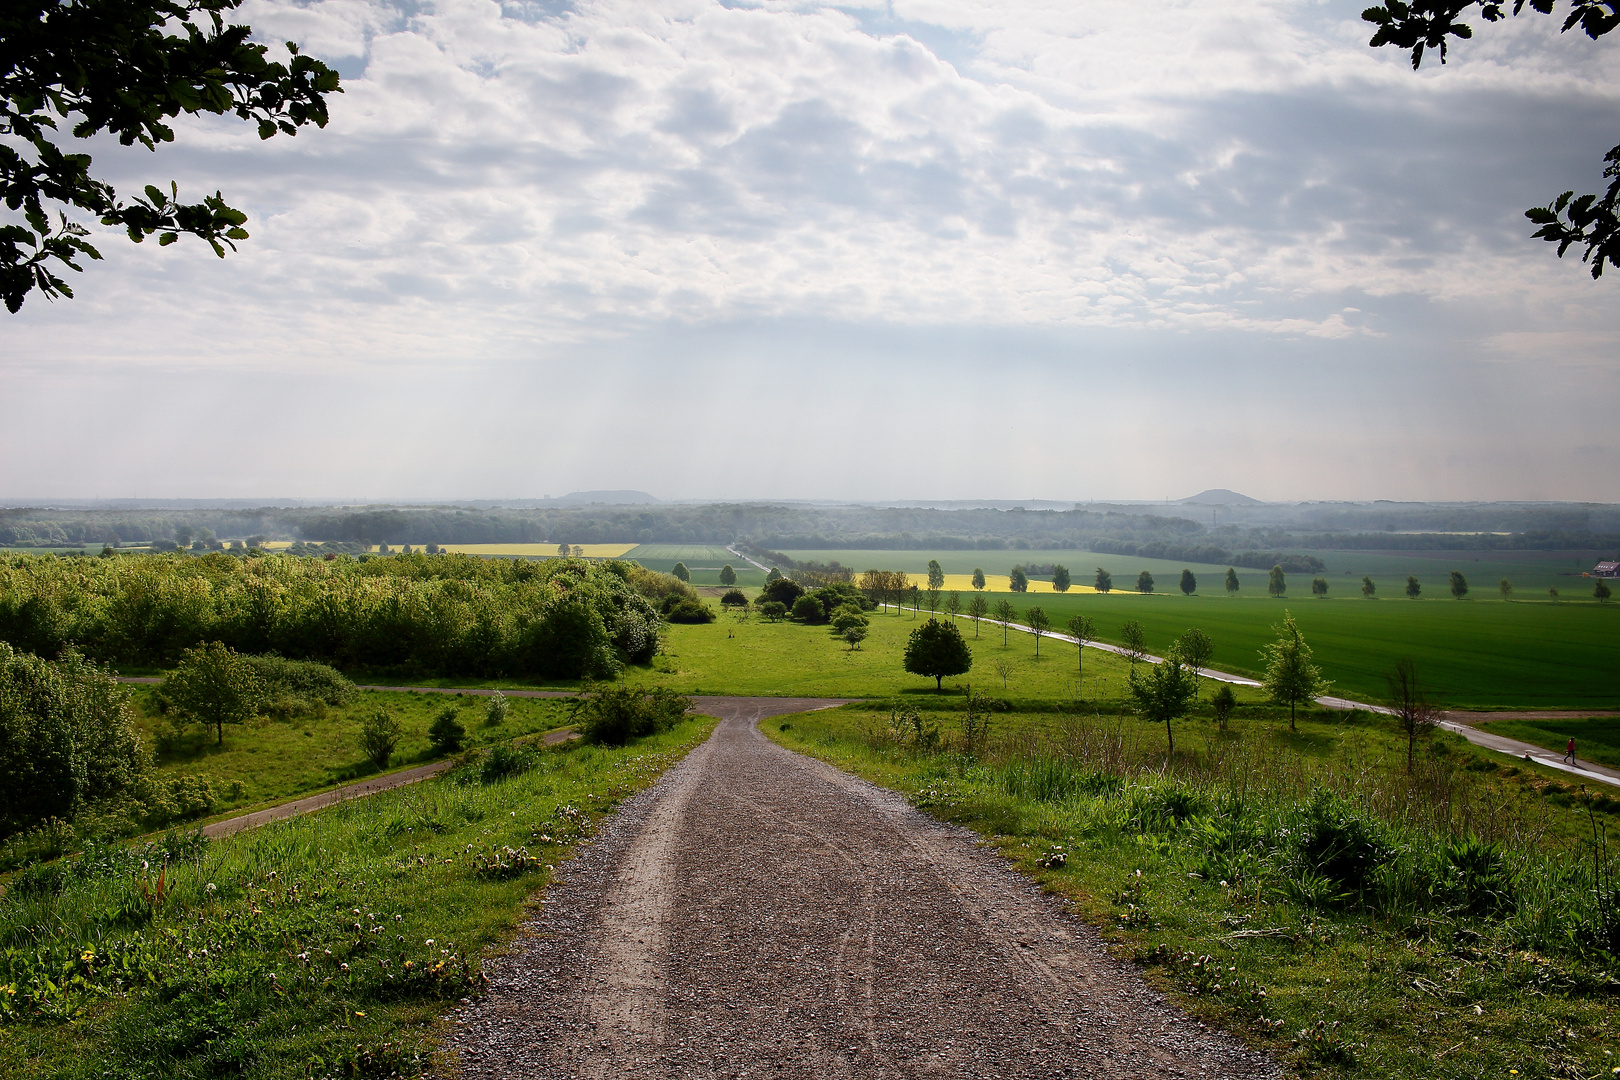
[772,703,1620,1080]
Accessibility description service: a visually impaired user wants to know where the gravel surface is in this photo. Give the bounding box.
[444,698,1282,1079]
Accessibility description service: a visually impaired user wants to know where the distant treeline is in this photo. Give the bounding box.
[0,552,667,680]
[1088,539,1327,574]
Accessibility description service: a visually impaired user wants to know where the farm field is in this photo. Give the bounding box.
[440,542,635,558]
[1481,716,1620,771]
[129,687,574,822]
[622,543,765,587]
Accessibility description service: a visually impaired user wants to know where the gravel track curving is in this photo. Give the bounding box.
[444,699,1280,1079]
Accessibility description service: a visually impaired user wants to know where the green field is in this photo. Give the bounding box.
[1482,716,1620,770]
[622,544,765,588]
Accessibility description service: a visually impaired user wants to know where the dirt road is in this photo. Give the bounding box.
[446,698,1277,1079]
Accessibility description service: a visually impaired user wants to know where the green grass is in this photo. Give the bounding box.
[130,688,575,823]
[623,544,764,588]
[1483,717,1620,771]
[768,704,1620,1080]
[0,716,717,1079]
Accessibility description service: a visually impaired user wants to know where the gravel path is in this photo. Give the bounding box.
[445,699,1279,1080]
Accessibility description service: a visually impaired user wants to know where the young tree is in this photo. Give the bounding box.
[1549,586,1561,601]
[1210,683,1237,731]
[359,707,403,769]
[967,593,989,636]
[1094,567,1113,593]
[891,571,911,613]
[1267,565,1287,597]
[1129,648,1198,756]
[1052,565,1071,592]
[572,545,584,557]
[672,562,691,582]
[1361,575,1376,598]
[1178,568,1196,595]
[927,559,945,592]
[832,607,870,651]
[428,705,466,755]
[766,567,783,583]
[1009,566,1029,593]
[557,542,570,556]
[903,618,973,690]
[1224,567,1240,595]
[1026,607,1050,657]
[165,641,259,745]
[719,564,736,586]
[1449,570,1469,599]
[971,568,986,591]
[945,591,962,620]
[1311,577,1329,597]
[1120,619,1147,665]
[485,690,509,726]
[1406,575,1422,599]
[1499,578,1513,600]
[925,583,942,615]
[1386,657,1438,773]
[1260,612,1328,731]
[1,0,343,312]
[1175,628,1214,691]
[1067,614,1096,692]
[1598,579,1614,602]
[1136,570,1155,594]
[993,598,1016,646]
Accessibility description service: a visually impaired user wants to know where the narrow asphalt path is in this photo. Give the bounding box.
[447,700,1279,1079]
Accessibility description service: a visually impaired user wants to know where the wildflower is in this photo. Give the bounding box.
[205,882,217,894]
[80,949,95,964]
[354,1011,365,1017]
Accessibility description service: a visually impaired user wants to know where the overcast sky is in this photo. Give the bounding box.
[3,0,1617,504]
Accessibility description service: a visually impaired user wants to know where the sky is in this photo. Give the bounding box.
[3,0,1618,504]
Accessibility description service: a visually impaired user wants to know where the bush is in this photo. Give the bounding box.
[484,691,509,726]
[479,743,538,783]
[1292,790,1392,897]
[239,655,357,715]
[665,599,716,624]
[576,686,691,746]
[791,595,825,623]
[759,577,805,608]
[719,589,748,608]
[428,706,466,755]
[760,601,787,622]
[359,708,403,769]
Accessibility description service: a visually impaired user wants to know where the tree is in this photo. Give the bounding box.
[1224,567,1240,595]
[1009,566,1029,593]
[1259,612,1328,731]
[1267,565,1287,597]
[1406,575,1423,598]
[572,545,584,557]
[1210,683,1237,731]
[766,567,783,583]
[165,640,259,745]
[1120,619,1147,664]
[831,606,870,651]
[1449,570,1469,599]
[1129,647,1199,756]
[485,690,509,726]
[1361,575,1377,598]
[967,593,989,636]
[792,595,825,623]
[359,707,403,769]
[993,598,1016,646]
[1598,579,1614,602]
[1363,0,1620,279]
[903,618,973,690]
[760,577,805,609]
[1094,567,1113,594]
[992,656,1014,690]
[1311,577,1329,598]
[1175,628,1214,690]
[1137,570,1155,594]
[1499,577,1513,600]
[1386,657,1439,773]
[927,559,945,592]
[558,543,570,556]
[1179,568,1196,595]
[719,564,736,586]
[945,591,962,620]
[1,0,343,312]
[1052,565,1071,592]
[971,567,986,591]
[1550,586,1561,601]
[428,705,466,755]
[1026,606,1050,657]
[672,562,691,583]
[1067,614,1096,693]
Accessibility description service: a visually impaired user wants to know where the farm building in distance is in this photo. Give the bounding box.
[1594,561,1620,578]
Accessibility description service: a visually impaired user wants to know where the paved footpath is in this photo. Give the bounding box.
[447,698,1280,1080]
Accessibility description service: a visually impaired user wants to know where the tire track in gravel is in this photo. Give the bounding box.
[445,698,1281,1079]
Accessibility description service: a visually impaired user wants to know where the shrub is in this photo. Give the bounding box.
[665,599,716,624]
[359,708,403,769]
[1210,684,1237,730]
[791,595,825,623]
[479,743,538,783]
[576,686,691,746]
[760,601,787,622]
[759,577,805,608]
[719,589,748,608]
[428,705,466,755]
[1292,790,1392,897]
[239,655,357,714]
[484,691,509,726]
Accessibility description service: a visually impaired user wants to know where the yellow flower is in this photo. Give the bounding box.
[354,1011,366,1018]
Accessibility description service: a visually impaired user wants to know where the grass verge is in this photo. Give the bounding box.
[769,703,1620,1079]
[0,715,716,1079]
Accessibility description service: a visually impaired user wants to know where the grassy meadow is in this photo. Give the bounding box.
[621,544,765,588]
[770,702,1620,1080]
[130,688,575,824]
[0,715,717,1079]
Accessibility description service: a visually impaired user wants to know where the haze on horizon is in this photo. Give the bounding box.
[3,1,1617,505]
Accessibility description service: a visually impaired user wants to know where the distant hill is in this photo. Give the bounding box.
[548,490,659,507]
[1178,489,1263,506]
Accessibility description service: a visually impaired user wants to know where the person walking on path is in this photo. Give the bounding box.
[1565,738,1577,765]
